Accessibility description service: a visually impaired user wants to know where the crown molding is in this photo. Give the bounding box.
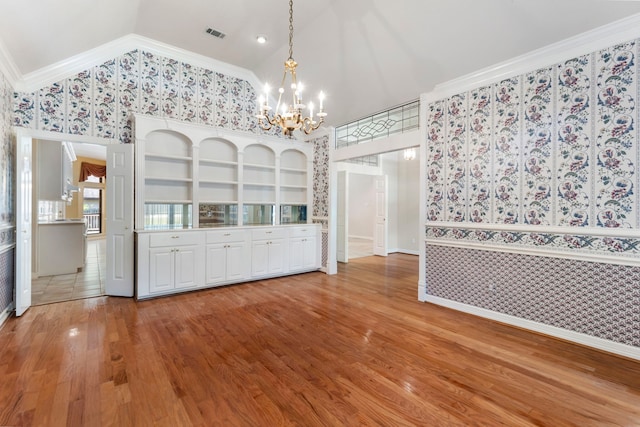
[13,33,263,94]
[0,37,21,87]
[428,12,640,99]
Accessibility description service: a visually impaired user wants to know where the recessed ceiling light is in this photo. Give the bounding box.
[256,35,267,44]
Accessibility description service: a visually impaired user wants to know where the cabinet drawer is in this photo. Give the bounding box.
[149,232,203,247]
[251,228,287,241]
[288,226,317,238]
[206,229,247,244]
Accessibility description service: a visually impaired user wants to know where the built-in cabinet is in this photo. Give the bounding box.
[288,227,318,273]
[136,224,321,299]
[133,115,320,300]
[134,115,312,229]
[205,229,250,284]
[147,232,205,294]
[250,228,287,277]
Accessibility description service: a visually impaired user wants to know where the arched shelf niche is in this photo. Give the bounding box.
[143,129,193,204]
[198,137,240,227]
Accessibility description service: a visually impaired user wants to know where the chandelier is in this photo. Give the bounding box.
[257,0,326,137]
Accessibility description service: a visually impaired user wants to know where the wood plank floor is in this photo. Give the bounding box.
[1,254,639,426]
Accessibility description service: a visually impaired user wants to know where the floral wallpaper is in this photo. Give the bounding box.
[425,40,640,257]
[312,134,330,218]
[425,38,640,349]
[0,67,15,315]
[14,50,279,143]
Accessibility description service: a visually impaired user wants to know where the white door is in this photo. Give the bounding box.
[106,144,134,296]
[15,135,32,316]
[336,171,348,262]
[373,175,388,257]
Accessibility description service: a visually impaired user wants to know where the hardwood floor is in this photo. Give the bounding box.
[1,254,639,426]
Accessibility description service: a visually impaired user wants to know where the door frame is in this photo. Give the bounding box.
[14,128,119,316]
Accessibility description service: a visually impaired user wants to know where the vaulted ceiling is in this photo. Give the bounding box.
[2,0,640,126]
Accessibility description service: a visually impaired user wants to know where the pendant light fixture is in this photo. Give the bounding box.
[257,0,326,137]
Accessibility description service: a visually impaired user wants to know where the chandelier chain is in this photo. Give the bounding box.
[288,0,294,60]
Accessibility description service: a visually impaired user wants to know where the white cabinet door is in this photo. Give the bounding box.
[174,245,199,289]
[251,240,270,276]
[149,247,174,293]
[206,244,227,285]
[302,236,317,270]
[267,239,285,275]
[289,237,305,272]
[226,242,247,281]
[289,236,317,273]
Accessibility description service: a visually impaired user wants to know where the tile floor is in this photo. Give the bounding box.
[32,238,106,306]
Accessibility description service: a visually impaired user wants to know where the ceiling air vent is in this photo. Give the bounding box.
[205,28,226,39]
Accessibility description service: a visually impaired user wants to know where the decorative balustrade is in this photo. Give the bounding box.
[83,213,101,234]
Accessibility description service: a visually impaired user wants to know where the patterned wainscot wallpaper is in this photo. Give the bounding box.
[425,40,640,348]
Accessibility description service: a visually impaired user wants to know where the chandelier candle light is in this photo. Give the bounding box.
[257,0,326,137]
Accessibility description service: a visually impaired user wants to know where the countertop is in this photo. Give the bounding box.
[38,219,85,225]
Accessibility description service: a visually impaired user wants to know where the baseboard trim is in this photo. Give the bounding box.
[0,303,13,329]
[423,294,640,361]
[348,235,373,241]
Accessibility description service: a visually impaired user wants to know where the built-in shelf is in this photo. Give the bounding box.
[146,177,193,183]
[146,199,193,204]
[199,159,238,166]
[199,180,238,185]
[145,153,192,162]
[244,183,276,188]
[244,163,276,170]
[134,115,312,229]
[200,200,238,204]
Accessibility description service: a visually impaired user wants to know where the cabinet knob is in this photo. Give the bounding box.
[172,235,179,239]
[266,231,272,234]
[224,233,231,236]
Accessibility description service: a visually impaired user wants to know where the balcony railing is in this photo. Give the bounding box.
[83,213,101,234]
[335,99,420,149]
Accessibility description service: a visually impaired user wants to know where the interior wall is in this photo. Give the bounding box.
[423,34,640,349]
[380,153,399,251]
[396,152,420,254]
[348,174,375,240]
[0,66,15,317]
[12,50,278,144]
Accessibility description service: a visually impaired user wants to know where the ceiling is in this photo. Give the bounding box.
[2,1,640,126]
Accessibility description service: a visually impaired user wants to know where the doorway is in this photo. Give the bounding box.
[337,150,420,262]
[31,140,108,306]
